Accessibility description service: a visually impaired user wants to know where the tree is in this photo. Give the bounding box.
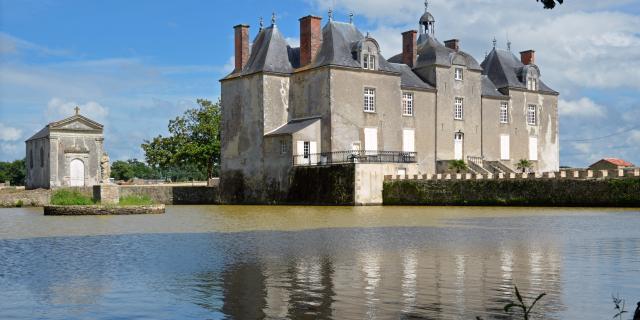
[142,99,221,179]
[449,160,468,173]
[0,159,26,186]
[111,159,161,181]
[537,0,563,9]
[516,159,534,173]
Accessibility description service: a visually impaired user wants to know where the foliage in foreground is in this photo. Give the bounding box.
[110,159,206,182]
[477,286,545,320]
[51,189,94,206]
[119,195,154,206]
[537,0,563,9]
[448,160,468,173]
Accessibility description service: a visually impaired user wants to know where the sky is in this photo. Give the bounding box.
[1,0,639,167]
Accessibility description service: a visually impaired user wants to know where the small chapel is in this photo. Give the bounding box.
[25,107,106,189]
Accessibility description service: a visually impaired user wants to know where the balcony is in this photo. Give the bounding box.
[292,150,417,166]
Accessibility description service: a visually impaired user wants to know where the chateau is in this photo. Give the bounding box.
[220,6,559,203]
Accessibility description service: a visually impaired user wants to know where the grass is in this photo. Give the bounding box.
[50,189,95,206]
[119,195,154,206]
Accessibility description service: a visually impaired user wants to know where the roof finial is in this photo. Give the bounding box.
[259,16,264,31]
[74,106,80,115]
[425,0,429,12]
[271,12,276,26]
[506,32,511,51]
[349,11,354,24]
[328,8,333,21]
[366,31,370,38]
[492,37,497,49]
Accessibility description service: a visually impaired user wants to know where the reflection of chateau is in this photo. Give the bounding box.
[220,4,559,202]
[25,107,105,189]
[215,233,564,319]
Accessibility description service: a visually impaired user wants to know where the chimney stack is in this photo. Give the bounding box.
[299,15,323,66]
[402,30,417,67]
[444,39,460,52]
[520,50,536,65]
[234,24,250,72]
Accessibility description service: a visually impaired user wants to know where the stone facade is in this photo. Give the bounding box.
[220,7,560,203]
[25,109,104,189]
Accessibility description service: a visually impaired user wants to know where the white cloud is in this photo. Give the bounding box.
[46,98,109,123]
[629,130,640,144]
[559,98,606,118]
[0,32,72,56]
[285,37,300,48]
[0,123,22,141]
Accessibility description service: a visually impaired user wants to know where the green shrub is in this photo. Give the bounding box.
[119,195,154,206]
[15,200,23,207]
[51,189,94,206]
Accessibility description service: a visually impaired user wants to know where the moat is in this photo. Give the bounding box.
[0,206,638,319]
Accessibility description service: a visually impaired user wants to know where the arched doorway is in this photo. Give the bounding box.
[69,159,85,186]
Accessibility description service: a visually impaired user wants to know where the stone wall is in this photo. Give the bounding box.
[286,164,355,205]
[44,205,165,215]
[0,188,50,207]
[119,186,219,205]
[383,170,640,207]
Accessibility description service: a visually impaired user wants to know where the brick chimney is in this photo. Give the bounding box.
[402,30,417,67]
[234,24,250,72]
[444,39,460,52]
[520,50,536,65]
[299,15,322,66]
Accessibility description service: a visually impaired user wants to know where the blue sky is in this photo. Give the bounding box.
[1,0,639,167]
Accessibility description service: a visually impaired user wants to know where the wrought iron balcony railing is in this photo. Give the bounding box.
[292,150,417,166]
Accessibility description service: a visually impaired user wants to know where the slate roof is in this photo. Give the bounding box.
[265,117,321,136]
[389,35,482,71]
[389,63,433,90]
[481,75,508,99]
[242,25,294,75]
[312,21,396,72]
[481,48,557,94]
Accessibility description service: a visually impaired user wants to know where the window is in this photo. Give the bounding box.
[29,149,33,169]
[363,53,376,70]
[40,147,44,167]
[280,140,288,154]
[529,136,538,161]
[527,104,537,126]
[402,129,415,152]
[303,141,310,159]
[527,77,538,91]
[454,68,463,81]
[364,88,376,112]
[454,97,464,120]
[500,102,509,123]
[402,92,414,116]
[500,135,510,160]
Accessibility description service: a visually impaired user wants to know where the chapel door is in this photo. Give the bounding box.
[69,159,85,187]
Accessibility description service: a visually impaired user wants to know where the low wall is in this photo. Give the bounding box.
[44,205,165,215]
[383,177,640,207]
[0,188,50,207]
[119,185,219,205]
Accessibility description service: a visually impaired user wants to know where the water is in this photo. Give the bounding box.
[0,206,638,319]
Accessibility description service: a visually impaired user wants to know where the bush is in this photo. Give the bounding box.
[119,195,154,206]
[51,189,94,206]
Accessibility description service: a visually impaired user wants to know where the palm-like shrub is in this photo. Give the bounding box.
[516,159,534,173]
[449,160,468,173]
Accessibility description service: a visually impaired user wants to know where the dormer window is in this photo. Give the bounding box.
[523,66,539,91]
[356,38,380,71]
[527,77,537,91]
[454,68,463,81]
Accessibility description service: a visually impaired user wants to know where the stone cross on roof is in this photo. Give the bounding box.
[74,106,80,115]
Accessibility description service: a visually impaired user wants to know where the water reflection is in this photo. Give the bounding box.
[0,207,638,319]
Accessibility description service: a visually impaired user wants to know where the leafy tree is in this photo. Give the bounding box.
[537,0,563,9]
[142,99,221,179]
[449,160,468,173]
[0,159,26,186]
[516,159,534,173]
